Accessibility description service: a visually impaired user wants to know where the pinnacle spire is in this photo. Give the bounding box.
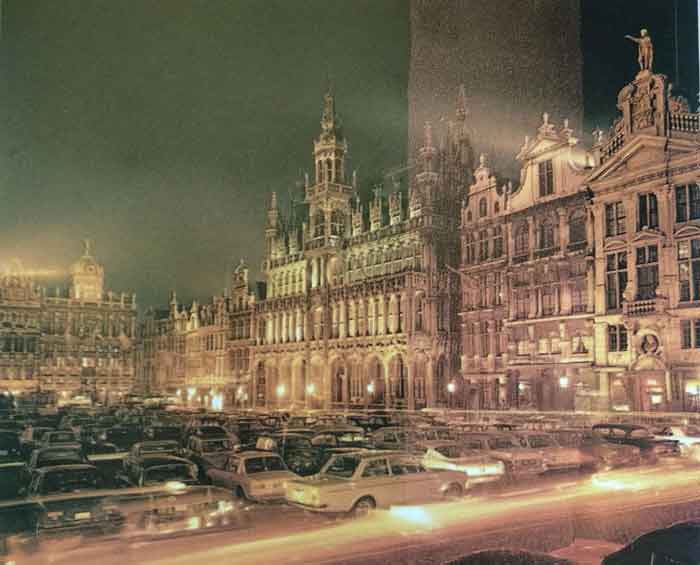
[456,84,467,121]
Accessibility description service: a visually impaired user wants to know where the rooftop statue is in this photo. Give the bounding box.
[625,29,654,73]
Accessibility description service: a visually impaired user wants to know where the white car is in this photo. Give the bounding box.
[285,450,469,516]
[653,425,700,457]
[417,440,505,485]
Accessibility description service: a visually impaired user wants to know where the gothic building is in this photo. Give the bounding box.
[0,243,136,400]
[241,89,467,410]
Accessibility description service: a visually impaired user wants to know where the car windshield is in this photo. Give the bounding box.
[42,469,100,494]
[322,455,361,478]
[488,437,520,450]
[48,432,76,443]
[201,439,236,452]
[144,464,193,484]
[434,445,464,458]
[282,437,311,450]
[244,457,286,474]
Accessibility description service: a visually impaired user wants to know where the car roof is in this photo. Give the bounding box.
[140,455,191,466]
[36,464,97,474]
[593,423,645,431]
[236,450,285,459]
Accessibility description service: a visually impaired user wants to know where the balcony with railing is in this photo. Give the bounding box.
[623,297,667,317]
[669,112,699,134]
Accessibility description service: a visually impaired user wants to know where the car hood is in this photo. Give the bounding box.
[490,449,541,462]
[287,475,348,489]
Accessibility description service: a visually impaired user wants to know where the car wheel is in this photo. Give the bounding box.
[351,496,376,518]
[443,483,463,499]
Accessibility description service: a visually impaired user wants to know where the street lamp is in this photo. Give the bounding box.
[306,383,316,395]
[447,381,456,409]
[559,377,569,389]
[367,381,375,394]
[276,384,286,398]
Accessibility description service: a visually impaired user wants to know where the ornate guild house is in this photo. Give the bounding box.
[0,242,137,400]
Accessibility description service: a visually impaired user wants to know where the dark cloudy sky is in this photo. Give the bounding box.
[0,1,409,308]
[0,1,696,311]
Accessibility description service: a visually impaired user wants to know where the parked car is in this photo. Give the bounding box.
[602,520,700,565]
[26,464,104,497]
[0,462,30,500]
[0,430,23,463]
[511,431,596,472]
[143,424,182,442]
[207,451,298,502]
[285,451,468,517]
[416,440,505,485]
[19,426,54,459]
[28,447,89,471]
[124,454,199,488]
[124,441,181,477]
[255,433,324,476]
[182,436,239,480]
[552,428,642,470]
[592,423,681,462]
[459,432,547,479]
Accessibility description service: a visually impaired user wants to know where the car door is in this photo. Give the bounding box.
[389,456,442,504]
[358,457,401,508]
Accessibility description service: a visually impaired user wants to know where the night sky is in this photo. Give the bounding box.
[0,1,696,310]
[0,1,409,308]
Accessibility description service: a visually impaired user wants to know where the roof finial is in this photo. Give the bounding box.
[82,239,92,257]
[456,84,467,121]
[269,191,278,210]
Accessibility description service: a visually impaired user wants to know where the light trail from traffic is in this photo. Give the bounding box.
[36,460,700,565]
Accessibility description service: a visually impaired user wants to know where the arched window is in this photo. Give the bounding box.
[569,213,586,245]
[313,211,325,238]
[494,202,500,214]
[515,224,529,256]
[479,198,488,218]
[330,209,345,236]
[539,220,555,249]
[467,210,473,222]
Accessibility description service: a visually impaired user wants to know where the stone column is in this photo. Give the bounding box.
[592,204,607,315]
[527,216,535,260]
[339,300,346,338]
[406,359,415,410]
[426,358,435,407]
[558,207,568,251]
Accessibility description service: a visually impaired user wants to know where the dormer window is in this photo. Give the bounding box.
[538,160,554,197]
[638,193,658,231]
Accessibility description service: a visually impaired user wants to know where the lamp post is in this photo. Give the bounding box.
[275,383,286,406]
[447,381,456,410]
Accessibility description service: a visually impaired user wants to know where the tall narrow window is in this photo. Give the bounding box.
[542,286,556,316]
[415,295,424,332]
[538,160,554,196]
[605,202,626,237]
[515,224,529,257]
[479,198,488,218]
[606,252,628,310]
[608,325,628,352]
[479,230,488,261]
[678,239,700,302]
[636,245,659,300]
[676,184,700,223]
[515,291,529,319]
[569,213,587,245]
[681,319,700,349]
[638,193,658,230]
[493,226,503,258]
[538,220,555,249]
[493,272,502,306]
[480,321,489,357]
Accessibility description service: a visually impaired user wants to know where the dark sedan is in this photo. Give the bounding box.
[592,423,681,462]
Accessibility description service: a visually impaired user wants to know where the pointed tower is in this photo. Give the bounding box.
[265,192,280,259]
[369,185,384,232]
[70,239,104,301]
[454,84,475,174]
[169,291,179,319]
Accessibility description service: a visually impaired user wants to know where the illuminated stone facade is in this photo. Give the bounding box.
[460,65,700,412]
[0,243,136,399]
